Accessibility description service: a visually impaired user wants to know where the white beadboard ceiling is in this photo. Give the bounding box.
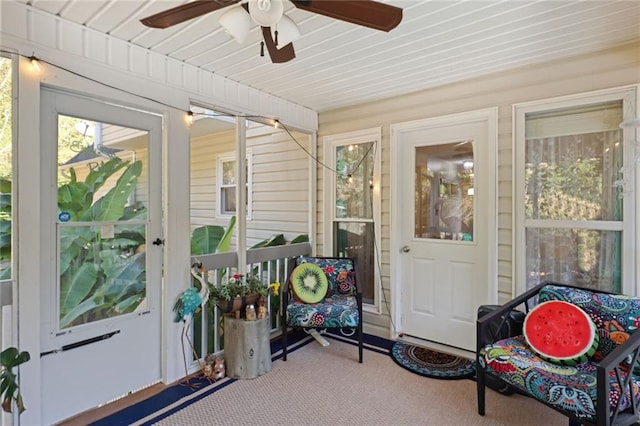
[15,0,640,112]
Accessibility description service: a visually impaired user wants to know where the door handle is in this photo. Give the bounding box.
[401,245,410,253]
[152,238,164,246]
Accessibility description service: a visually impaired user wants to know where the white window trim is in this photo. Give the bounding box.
[323,128,382,313]
[216,149,252,220]
[513,85,639,296]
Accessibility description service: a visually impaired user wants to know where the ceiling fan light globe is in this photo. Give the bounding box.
[271,14,300,46]
[249,0,284,27]
[219,6,251,44]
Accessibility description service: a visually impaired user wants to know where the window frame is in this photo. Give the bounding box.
[514,86,638,296]
[0,53,15,310]
[323,128,381,312]
[216,150,252,220]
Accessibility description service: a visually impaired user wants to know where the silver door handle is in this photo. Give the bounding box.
[401,245,410,253]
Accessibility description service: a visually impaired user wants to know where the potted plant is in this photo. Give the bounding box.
[209,273,279,318]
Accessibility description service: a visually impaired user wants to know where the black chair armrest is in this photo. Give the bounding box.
[476,282,547,354]
[595,329,640,426]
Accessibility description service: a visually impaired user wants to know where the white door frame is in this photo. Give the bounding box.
[389,108,498,340]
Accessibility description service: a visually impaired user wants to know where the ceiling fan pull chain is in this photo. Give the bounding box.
[274,29,279,46]
[260,41,265,57]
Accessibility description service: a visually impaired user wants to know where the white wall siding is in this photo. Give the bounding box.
[190,128,311,246]
[318,43,640,329]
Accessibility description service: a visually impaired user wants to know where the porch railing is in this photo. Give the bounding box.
[189,242,312,362]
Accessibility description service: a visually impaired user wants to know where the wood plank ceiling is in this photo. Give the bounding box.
[15,0,640,112]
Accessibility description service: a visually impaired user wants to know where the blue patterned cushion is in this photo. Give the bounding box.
[297,257,357,297]
[286,294,359,328]
[539,285,640,360]
[480,336,640,423]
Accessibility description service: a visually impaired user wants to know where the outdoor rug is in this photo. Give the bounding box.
[92,331,391,425]
[390,341,475,380]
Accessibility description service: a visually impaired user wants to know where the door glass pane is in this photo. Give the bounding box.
[335,222,374,304]
[57,116,149,329]
[414,141,474,240]
[336,143,374,219]
[526,228,621,293]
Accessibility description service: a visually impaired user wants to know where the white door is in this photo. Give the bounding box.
[394,111,496,351]
[40,89,163,424]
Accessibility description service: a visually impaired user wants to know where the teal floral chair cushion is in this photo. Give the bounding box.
[286,294,359,328]
[297,256,357,298]
[478,283,640,424]
[479,335,640,423]
[539,284,640,360]
[282,256,363,363]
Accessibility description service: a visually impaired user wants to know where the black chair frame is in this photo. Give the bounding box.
[477,281,640,426]
[281,256,364,363]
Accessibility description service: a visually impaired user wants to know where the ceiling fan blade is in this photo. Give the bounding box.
[291,0,402,32]
[261,26,296,63]
[140,0,240,29]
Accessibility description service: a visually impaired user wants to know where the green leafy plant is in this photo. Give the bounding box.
[0,347,30,414]
[208,273,277,302]
[57,157,147,328]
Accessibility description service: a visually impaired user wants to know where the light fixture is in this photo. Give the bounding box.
[248,0,283,27]
[271,14,300,47]
[219,6,251,44]
[74,120,95,137]
[273,119,280,128]
[29,55,41,72]
[462,160,474,171]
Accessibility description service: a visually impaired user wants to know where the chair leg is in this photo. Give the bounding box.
[282,321,288,362]
[477,360,486,416]
[358,323,363,363]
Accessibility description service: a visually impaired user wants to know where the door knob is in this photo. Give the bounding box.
[401,245,410,253]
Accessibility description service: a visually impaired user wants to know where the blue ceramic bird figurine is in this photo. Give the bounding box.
[175,261,210,388]
[173,262,210,323]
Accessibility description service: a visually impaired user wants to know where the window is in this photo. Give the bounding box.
[515,88,637,294]
[217,151,252,218]
[325,129,381,307]
[0,56,13,284]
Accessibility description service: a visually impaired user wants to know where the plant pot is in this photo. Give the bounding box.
[215,293,261,316]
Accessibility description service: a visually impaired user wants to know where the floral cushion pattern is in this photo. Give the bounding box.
[479,336,640,423]
[539,285,640,360]
[296,257,357,298]
[479,284,640,423]
[286,294,359,328]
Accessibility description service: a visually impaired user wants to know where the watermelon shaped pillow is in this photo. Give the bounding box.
[523,300,599,365]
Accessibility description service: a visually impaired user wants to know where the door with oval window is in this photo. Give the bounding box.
[40,89,163,424]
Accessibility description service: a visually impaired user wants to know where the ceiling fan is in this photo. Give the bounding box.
[140,0,403,63]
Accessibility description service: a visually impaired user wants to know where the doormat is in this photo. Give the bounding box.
[390,341,475,380]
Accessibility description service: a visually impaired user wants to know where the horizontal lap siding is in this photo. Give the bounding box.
[317,43,640,323]
[190,127,311,246]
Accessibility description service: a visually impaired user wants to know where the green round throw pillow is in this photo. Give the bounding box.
[523,300,598,366]
[290,263,328,304]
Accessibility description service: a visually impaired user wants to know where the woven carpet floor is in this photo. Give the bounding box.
[136,334,566,426]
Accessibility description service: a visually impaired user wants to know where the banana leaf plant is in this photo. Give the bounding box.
[57,158,147,329]
[0,178,11,280]
[0,347,30,414]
